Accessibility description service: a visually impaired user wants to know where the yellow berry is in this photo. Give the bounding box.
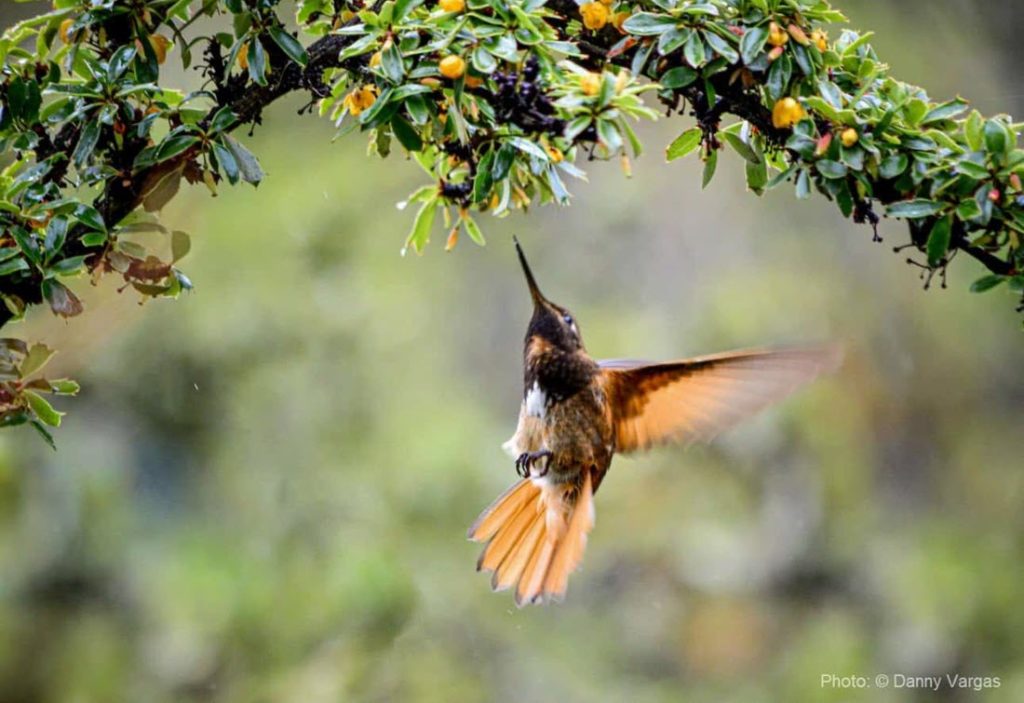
[580,2,609,31]
[611,10,631,31]
[771,97,805,129]
[768,21,789,47]
[59,18,75,44]
[811,29,828,52]
[439,0,465,12]
[439,55,466,80]
[840,127,859,147]
[580,72,602,96]
[237,42,249,70]
[141,34,171,64]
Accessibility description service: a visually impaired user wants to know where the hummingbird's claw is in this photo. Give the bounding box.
[515,450,553,479]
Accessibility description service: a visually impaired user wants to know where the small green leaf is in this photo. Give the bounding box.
[268,25,308,67]
[886,199,945,219]
[879,153,908,178]
[925,215,952,267]
[404,196,438,254]
[659,66,698,89]
[983,118,1011,157]
[462,215,485,246]
[666,128,701,161]
[720,131,759,164]
[25,390,63,427]
[19,342,55,378]
[740,25,767,65]
[815,159,847,179]
[970,274,1005,293]
[171,230,191,262]
[701,150,718,189]
[73,119,101,167]
[223,135,264,184]
[621,13,678,36]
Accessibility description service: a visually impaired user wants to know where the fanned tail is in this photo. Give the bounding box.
[468,471,595,606]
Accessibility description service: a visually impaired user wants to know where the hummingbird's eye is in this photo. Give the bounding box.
[563,313,573,326]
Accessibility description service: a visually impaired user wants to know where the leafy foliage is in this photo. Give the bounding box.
[1,0,1022,440]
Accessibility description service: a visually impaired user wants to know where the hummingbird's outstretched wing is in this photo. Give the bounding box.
[599,346,841,453]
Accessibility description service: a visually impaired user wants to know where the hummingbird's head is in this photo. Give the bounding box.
[514,237,584,353]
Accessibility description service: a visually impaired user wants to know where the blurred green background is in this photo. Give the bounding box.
[2,2,1023,701]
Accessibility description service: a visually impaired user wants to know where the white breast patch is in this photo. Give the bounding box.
[525,381,547,418]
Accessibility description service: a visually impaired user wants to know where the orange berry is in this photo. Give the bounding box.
[237,42,249,70]
[439,0,465,12]
[771,97,805,129]
[768,21,789,47]
[811,29,828,52]
[59,18,75,44]
[439,55,466,79]
[580,2,609,31]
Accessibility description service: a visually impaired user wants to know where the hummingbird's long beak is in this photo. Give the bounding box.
[513,236,546,306]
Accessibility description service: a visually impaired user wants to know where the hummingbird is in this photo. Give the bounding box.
[468,237,841,607]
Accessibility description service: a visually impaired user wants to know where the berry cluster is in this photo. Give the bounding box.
[489,59,564,136]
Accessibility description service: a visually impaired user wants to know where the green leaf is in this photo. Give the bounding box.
[970,274,1005,293]
[73,119,101,167]
[621,13,678,36]
[956,197,983,220]
[740,25,767,65]
[666,128,701,161]
[471,46,497,74]
[925,215,952,267]
[156,134,200,162]
[703,30,738,64]
[795,168,811,199]
[49,378,80,395]
[745,152,767,195]
[404,196,438,254]
[886,199,945,219]
[223,135,264,184]
[248,37,268,86]
[0,257,29,277]
[268,25,308,67]
[815,159,847,179]
[955,159,989,180]
[659,66,698,89]
[879,153,908,179]
[25,390,63,427]
[964,110,984,151]
[462,215,485,246]
[983,118,1012,157]
[19,342,55,378]
[720,131,759,164]
[922,98,968,124]
[683,31,706,67]
[381,41,405,83]
[171,230,191,262]
[701,150,717,189]
[391,115,423,152]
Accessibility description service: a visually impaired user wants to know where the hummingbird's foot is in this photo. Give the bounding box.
[516,450,553,478]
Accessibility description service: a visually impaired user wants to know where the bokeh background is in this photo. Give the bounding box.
[2,1,1023,701]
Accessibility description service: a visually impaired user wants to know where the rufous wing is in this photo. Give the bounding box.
[599,346,841,453]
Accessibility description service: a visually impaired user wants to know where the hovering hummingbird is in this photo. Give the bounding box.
[468,237,841,607]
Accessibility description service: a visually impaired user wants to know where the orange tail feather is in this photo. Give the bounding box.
[469,471,595,606]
